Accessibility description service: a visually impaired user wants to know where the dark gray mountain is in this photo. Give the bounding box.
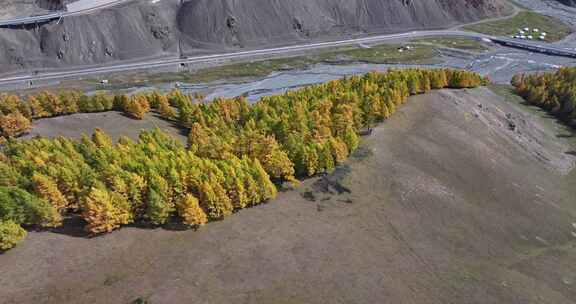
[178,0,509,47]
[0,0,510,74]
[555,0,576,6]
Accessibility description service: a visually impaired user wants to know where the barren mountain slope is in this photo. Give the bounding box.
[0,0,509,74]
[178,0,508,47]
[0,1,47,19]
[0,0,180,74]
[556,0,576,7]
[0,0,70,18]
[35,0,68,10]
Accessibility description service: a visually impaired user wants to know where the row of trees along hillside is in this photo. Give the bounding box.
[512,67,576,127]
[0,91,176,139]
[0,69,487,250]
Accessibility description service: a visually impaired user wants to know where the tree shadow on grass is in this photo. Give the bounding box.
[48,215,205,238]
[49,216,91,238]
[150,112,190,138]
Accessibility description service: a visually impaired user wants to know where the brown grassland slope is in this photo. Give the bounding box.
[0,86,575,303]
[0,69,486,250]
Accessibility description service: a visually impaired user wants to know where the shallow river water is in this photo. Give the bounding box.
[170,47,575,102]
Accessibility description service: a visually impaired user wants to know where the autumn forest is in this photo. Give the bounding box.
[0,68,486,250]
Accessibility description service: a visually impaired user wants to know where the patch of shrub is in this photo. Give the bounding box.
[0,112,31,138]
[0,220,27,251]
[512,67,576,127]
[0,186,61,227]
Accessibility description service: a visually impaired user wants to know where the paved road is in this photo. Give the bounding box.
[0,29,574,86]
[0,0,574,86]
[0,0,131,26]
[0,13,63,27]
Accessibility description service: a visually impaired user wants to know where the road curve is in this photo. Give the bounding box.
[0,29,574,87]
[0,0,132,26]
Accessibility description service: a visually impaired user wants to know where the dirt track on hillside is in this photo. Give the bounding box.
[1,87,575,304]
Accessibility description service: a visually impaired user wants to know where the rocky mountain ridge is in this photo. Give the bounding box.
[0,0,511,74]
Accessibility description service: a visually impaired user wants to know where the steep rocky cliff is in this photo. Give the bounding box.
[0,0,510,74]
[558,0,576,6]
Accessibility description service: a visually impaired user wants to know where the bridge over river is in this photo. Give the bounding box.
[491,37,576,58]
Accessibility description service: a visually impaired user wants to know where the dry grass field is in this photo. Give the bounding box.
[1,87,575,304]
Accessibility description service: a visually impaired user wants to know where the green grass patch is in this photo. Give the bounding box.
[179,44,438,83]
[464,11,572,42]
[487,84,525,103]
[24,42,440,94]
[66,43,439,88]
[411,37,489,52]
[319,43,439,64]
[164,57,312,84]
